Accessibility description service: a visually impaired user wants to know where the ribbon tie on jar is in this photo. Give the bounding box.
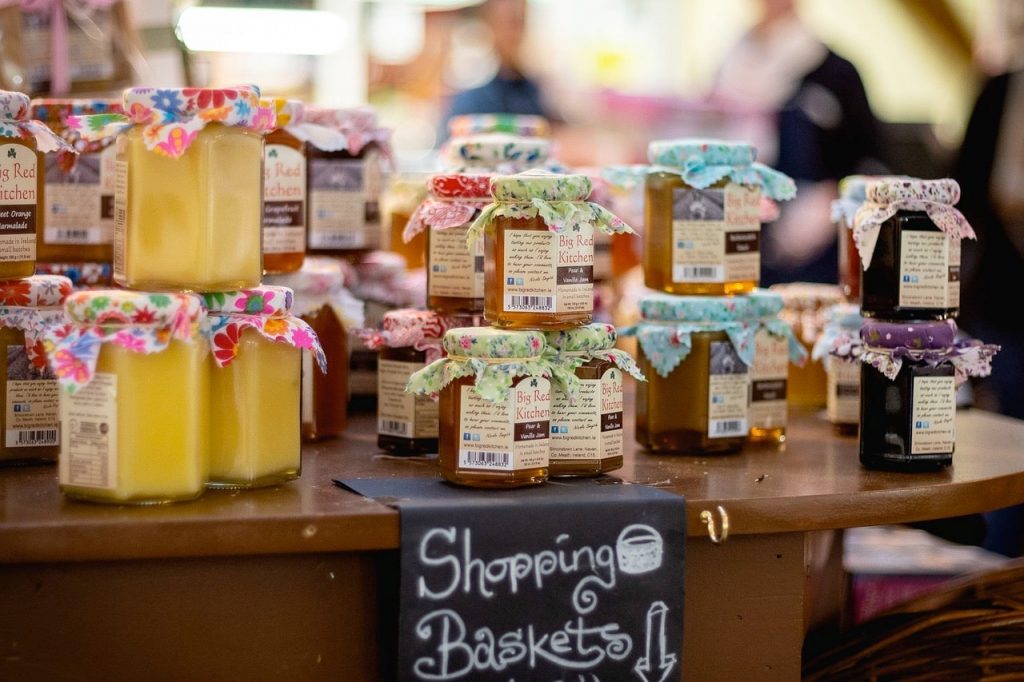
[406,353,555,403]
[835,340,1000,386]
[620,320,755,379]
[0,90,74,153]
[466,198,632,247]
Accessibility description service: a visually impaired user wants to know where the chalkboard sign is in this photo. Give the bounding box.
[339,477,686,682]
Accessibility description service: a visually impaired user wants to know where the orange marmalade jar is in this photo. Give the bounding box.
[260,98,308,275]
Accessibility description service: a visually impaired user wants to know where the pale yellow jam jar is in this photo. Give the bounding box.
[50,290,210,504]
[69,86,270,291]
[203,286,325,488]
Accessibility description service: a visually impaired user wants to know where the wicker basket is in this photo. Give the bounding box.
[803,559,1024,681]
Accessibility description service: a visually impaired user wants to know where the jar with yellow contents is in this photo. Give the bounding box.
[812,303,864,436]
[625,293,755,454]
[0,90,74,279]
[49,291,210,504]
[468,171,633,330]
[770,283,844,409]
[0,275,73,466]
[260,98,309,275]
[203,286,325,488]
[407,327,554,488]
[69,86,270,291]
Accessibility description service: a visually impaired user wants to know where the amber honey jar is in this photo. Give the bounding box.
[407,327,553,488]
[545,323,645,477]
[854,178,975,321]
[831,175,875,302]
[260,98,308,275]
[745,290,807,444]
[770,282,844,409]
[469,171,633,330]
[640,139,795,296]
[383,173,428,269]
[812,303,864,435]
[627,293,755,455]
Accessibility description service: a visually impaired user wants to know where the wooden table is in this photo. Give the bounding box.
[3,399,1024,681]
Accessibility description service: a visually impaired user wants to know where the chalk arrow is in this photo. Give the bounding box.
[634,601,677,682]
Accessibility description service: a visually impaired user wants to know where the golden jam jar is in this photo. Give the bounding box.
[770,282,844,409]
[745,290,807,444]
[260,98,308,275]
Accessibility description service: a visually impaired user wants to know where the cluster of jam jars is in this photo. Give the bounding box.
[827,177,998,470]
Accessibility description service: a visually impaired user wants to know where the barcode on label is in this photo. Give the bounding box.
[709,419,746,438]
[505,295,554,312]
[8,428,59,447]
[379,419,409,437]
[57,229,89,241]
[309,232,364,249]
[673,264,724,283]
[459,449,511,470]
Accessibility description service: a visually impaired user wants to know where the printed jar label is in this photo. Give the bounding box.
[42,146,116,246]
[428,224,484,300]
[263,144,307,255]
[0,143,39,263]
[750,330,788,431]
[827,360,860,424]
[458,378,550,471]
[5,346,59,449]
[708,340,750,438]
[309,157,378,250]
[59,372,117,489]
[378,358,438,440]
[502,226,594,314]
[898,231,960,310]
[550,367,623,461]
[910,375,955,455]
[671,183,760,284]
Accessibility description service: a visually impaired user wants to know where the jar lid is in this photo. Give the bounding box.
[866,177,960,206]
[446,133,550,170]
[266,256,344,295]
[638,293,751,323]
[0,275,73,307]
[448,114,550,138]
[0,90,74,153]
[36,262,113,287]
[31,98,122,123]
[382,308,448,341]
[824,303,863,330]
[203,286,294,317]
[491,170,592,202]
[861,319,958,351]
[429,172,493,199]
[357,251,407,282]
[544,323,616,353]
[442,327,546,360]
[745,289,784,319]
[648,138,756,167]
[769,283,844,310]
[304,106,378,132]
[261,97,304,129]
[66,290,204,327]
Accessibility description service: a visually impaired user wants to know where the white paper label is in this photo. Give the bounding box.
[898,231,960,310]
[750,330,788,431]
[378,358,437,439]
[671,184,760,283]
[827,360,860,424]
[0,143,38,263]
[5,346,60,448]
[263,144,306,255]
[59,372,117,489]
[550,367,624,461]
[309,157,378,250]
[910,375,956,455]
[708,340,750,438]
[428,224,484,300]
[457,378,550,471]
[501,227,594,314]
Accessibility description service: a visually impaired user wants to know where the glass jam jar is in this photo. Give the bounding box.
[745,290,807,444]
[443,133,551,173]
[260,98,308,275]
[831,175,874,301]
[405,172,492,315]
[545,323,645,477]
[641,139,795,296]
[51,291,210,504]
[203,286,324,488]
[850,319,998,471]
[408,327,553,488]
[301,106,392,258]
[266,256,364,441]
[855,178,975,321]
[35,261,113,289]
[470,171,633,330]
[0,90,72,279]
[812,304,864,436]
[384,173,428,269]
[771,283,844,409]
[0,275,72,466]
[359,309,457,455]
[30,98,121,263]
[70,86,268,292]
[628,293,755,454]
[447,114,550,139]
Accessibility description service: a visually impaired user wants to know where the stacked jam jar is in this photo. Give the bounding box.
[53,86,326,504]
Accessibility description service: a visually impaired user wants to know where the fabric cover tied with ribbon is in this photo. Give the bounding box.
[769,282,844,346]
[544,323,646,396]
[443,133,551,174]
[828,318,1000,386]
[202,286,326,372]
[264,256,365,331]
[620,293,756,378]
[30,98,121,166]
[297,105,394,166]
[0,275,73,370]
[811,303,863,370]
[45,290,205,393]
[406,327,554,403]
[66,85,274,159]
[830,174,896,226]
[603,138,796,202]
[447,114,550,138]
[402,172,493,243]
[0,90,75,153]
[356,308,455,364]
[745,289,809,367]
[853,177,977,270]
[467,170,634,247]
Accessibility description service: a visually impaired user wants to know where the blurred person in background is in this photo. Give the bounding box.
[445,0,550,124]
[712,0,884,286]
[954,0,1024,557]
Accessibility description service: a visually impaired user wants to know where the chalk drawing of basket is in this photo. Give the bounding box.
[616,524,664,575]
